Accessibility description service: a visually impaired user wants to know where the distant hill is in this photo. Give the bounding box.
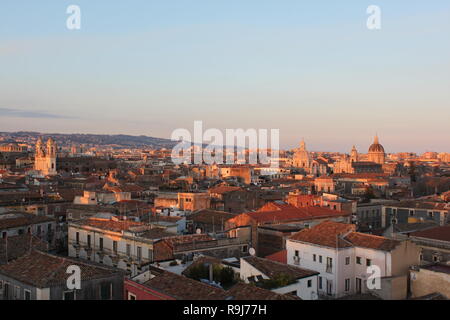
[0,132,178,149]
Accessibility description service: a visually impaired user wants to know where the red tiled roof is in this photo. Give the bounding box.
[247,203,349,224]
[289,221,355,248]
[142,269,227,300]
[345,232,400,251]
[74,217,144,232]
[0,250,122,288]
[265,250,287,264]
[289,221,401,251]
[411,225,450,242]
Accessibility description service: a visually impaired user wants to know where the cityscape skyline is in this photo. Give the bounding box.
[1,1,449,153]
[0,129,447,154]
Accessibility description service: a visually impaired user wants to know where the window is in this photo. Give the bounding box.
[113,241,118,254]
[366,259,372,267]
[2,232,6,239]
[242,245,248,253]
[3,283,10,299]
[313,254,316,262]
[318,277,323,290]
[345,257,350,265]
[137,246,142,261]
[409,210,414,217]
[345,279,350,292]
[63,291,75,300]
[428,212,434,218]
[99,238,104,251]
[326,257,333,273]
[294,250,299,257]
[48,224,52,232]
[87,234,91,248]
[24,290,31,300]
[307,280,312,288]
[356,257,362,265]
[128,292,137,300]
[126,244,131,256]
[319,256,323,263]
[37,225,42,235]
[14,286,20,299]
[76,232,80,244]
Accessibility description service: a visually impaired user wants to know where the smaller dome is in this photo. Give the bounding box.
[368,135,385,153]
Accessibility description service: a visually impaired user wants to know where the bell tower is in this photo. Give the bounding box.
[34,137,57,176]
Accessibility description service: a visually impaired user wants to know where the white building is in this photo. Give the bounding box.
[240,256,319,300]
[286,221,420,299]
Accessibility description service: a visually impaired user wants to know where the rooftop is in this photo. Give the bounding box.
[0,250,123,288]
[289,221,401,251]
[0,212,55,230]
[411,225,450,242]
[243,203,350,224]
[243,256,318,280]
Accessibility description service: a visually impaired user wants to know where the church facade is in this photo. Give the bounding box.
[293,139,329,177]
[34,137,57,176]
[333,136,386,174]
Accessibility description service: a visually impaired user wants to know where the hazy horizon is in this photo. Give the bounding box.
[0,129,446,155]
[1,1,449,153]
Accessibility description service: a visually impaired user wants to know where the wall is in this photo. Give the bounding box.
[410,268,450,299]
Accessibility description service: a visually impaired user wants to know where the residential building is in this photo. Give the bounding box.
[286,221,420,299]
[0,250,124,300]
[410,225,450,264]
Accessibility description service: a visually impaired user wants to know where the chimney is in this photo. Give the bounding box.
[209,264,214,282]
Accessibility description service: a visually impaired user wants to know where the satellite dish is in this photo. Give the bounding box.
[196,228,202,234]
[249,248,256,256]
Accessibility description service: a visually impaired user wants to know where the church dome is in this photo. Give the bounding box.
[368,135,385,153]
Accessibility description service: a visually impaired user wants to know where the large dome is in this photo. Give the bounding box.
[368,135,385,153]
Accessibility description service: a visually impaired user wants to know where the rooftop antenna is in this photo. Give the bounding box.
[5,235,8,264]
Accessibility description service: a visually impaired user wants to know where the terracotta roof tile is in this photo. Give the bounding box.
[289,221,355,248]
[411,225,450,242]
[265,250,287,264]
[0,250,123,288]
[289,221,401,251]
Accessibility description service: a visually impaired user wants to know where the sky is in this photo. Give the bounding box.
[0,0,449,153]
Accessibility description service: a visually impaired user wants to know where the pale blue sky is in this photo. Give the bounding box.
[0,1,449,153]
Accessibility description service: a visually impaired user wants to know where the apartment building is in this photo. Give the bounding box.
[286,221,420,299]
[68,216,175,276]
